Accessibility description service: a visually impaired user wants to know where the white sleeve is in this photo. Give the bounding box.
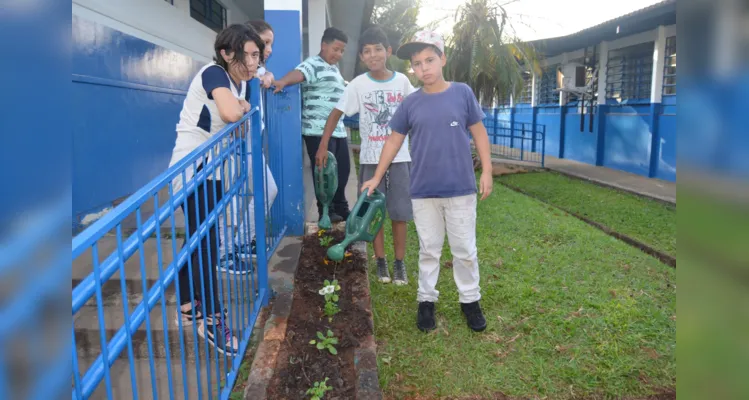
[403,75,417,96]
[334,82,360,116]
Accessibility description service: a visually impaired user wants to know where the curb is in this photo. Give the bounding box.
[351,241,383,399]
[242,240,302,400]
[500,182,676,268]
[242,238,383,399]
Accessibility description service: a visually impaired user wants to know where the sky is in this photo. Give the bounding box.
[416,0,664,41]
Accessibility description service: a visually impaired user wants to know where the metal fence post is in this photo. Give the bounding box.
[520,123,526,161]
[249,79,270,307]
[541,124,546,168]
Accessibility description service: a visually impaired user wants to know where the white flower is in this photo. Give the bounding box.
[319,285,336,295]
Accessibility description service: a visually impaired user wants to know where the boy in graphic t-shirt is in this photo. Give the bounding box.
[361,30,494,333]
[316,26,415,285]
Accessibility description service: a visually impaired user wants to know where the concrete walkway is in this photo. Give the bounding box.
[543,156,676,204]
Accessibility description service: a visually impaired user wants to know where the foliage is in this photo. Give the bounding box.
[319,279,342,321]
[306,377,332,400]
[319,236,333,247]
[309,330,339,355]
[445,0,540,106]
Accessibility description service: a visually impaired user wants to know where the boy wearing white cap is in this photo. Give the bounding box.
[361,30,494,333]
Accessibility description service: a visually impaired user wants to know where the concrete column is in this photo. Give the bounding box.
[530,73,538,107]
[265,0,305,235]
[307,0,327,59]
[650,26,666,104]
[326,0,366,80]
[597,41,608,104]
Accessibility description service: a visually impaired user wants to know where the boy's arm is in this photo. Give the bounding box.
[272,70,305,93]
[360,132,406,195]
[315,109,345,166]
[469,122,494,200]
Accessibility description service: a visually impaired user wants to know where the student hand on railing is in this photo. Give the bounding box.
[260,71,274,89]
[239,99,251,114]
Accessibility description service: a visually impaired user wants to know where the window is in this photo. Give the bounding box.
[606,42,654,102]
[516,73,533,104]
[191,0,227,33]
[567,47,598,105]
[538,64,560,105]
[663,36,676,96]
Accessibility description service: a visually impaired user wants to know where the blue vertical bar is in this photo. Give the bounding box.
[595,105,608,167]
[648,102,662,178]
[115,224,139,400]
[152,194,175,399]
[265,10,304,236]
[520,123,526,161]
[91,243,114,400]
[135,208,160,400]
[541,125,546,168]
[509,105,516,149]
[168,181,191,400]
[493,108,498,145]
[249,78,269,306]
[559,105,566,159]
[531,106,538,153]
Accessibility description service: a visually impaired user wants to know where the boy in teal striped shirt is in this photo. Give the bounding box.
[274,27,351,222]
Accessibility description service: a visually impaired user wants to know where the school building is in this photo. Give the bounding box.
[71,0,373,228]
[507,0,677,182]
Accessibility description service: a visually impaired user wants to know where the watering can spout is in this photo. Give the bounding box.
[326,189,387,262]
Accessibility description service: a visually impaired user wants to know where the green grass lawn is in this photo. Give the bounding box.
[498,171,677,258]
[367,182,676,399]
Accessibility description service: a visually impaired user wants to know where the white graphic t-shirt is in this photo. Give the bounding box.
[335,72,416,164]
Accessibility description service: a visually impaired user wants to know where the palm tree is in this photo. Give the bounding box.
[445,0,539,107]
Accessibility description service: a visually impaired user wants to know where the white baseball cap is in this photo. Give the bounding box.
[396,30,445,60]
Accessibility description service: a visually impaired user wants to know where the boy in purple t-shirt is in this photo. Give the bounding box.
[361,30,494,333]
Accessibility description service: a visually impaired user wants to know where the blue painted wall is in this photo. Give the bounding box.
[72,15,203,221]
[536,106,561,158]
[563,105,597,165]
[486,98,677,182]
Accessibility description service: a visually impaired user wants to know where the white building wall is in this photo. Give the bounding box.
[72,0,251,62]
[307,0,328,58]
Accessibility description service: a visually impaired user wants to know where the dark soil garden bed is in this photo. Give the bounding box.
[266,230,373,399]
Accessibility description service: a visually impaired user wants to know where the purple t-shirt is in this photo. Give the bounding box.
[389,82,485,199]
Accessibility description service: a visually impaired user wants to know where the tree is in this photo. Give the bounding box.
[445,0,539,106]
[357,0,422,77]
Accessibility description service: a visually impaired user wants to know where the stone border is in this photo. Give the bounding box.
[351,241,383,399]
[243,237,383,399]
[500,181,676,268]
[242,240,301,399]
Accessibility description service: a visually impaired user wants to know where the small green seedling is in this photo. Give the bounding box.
[306,377,332,400]
[319,235,334,247]
[309,330,339,355]
[323,301,340,321]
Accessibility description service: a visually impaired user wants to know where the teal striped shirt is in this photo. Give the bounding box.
[296,56,348,138]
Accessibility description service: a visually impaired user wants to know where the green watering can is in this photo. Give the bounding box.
[327,189,387,262]
[314,151,338,230]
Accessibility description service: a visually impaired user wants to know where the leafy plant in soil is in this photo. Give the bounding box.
[318,230,334,247]
[305,378,332,400]
[318,279,341,321]
[309,330,338,355]
[266,231,372,399]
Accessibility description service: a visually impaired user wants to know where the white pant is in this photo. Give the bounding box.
[412,194,481,303]
[219,153,278,255]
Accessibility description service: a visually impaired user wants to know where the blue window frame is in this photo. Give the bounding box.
[190,0,227,33]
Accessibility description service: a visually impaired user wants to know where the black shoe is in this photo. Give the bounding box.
[335,207,351,220]
[461,301,487,332]
[330,212,344,223]
[417,302,436,332]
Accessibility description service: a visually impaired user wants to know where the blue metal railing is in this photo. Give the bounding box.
[482,109,546,167]
[71,79,283,399]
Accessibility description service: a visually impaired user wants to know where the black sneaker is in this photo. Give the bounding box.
[461,301,487,332]
[330,212,344,223]
[392,260,408,286]
[417,302,436,332]
[198,316,239,356]
[335,207,351,220]
[376,258,391,283]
